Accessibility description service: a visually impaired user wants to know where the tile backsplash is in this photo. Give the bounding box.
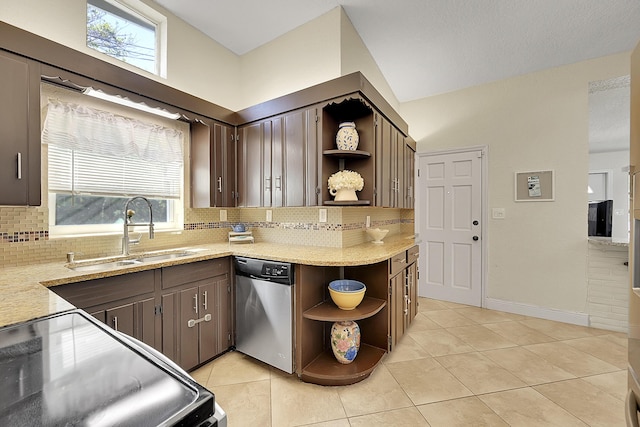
[0,205,414,267]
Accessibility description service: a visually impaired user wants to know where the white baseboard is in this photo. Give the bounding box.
[485,297,589,326]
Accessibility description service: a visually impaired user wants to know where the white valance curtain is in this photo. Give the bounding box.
[42,100,184,199]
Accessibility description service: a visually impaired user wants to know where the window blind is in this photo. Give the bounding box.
[43,100,183,199]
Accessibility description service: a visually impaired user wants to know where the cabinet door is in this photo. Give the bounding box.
[190,121,236,208]
[404,142,415,209]
[106,303,135,337]
[279,108,319,207]
[136,297,157,349]
[0,51,40,206]
[198,281,217,362]
[376,116,395,207]
[237,121,269,207]
[178,285,200,370]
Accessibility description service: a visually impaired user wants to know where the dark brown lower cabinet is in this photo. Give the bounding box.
[51,270,159,349]
[295,247,419,386]
[51,257,232,371]
[161,258,231,371]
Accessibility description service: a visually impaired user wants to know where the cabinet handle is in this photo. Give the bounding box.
[17,152,22,180]
[193,293,199,315]
[113,316,118,331]
[217,176,222,193]
[203,290,208,310]
[275,176,281,190]
[265,177,271,191]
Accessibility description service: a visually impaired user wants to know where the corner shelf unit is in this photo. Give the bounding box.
[296,264,389,386]
[321,97,376,205]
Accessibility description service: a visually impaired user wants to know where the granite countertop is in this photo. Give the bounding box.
[0,235,418,328]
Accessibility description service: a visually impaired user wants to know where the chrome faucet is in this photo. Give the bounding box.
[123,196,154,255]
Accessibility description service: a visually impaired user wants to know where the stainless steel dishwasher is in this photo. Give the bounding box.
[234,256,294,374]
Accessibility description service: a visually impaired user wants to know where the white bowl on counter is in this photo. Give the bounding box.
[366,228,389,244]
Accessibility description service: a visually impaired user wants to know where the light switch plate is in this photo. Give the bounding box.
[266,209,273,222]
[492,208,506,219]
[319,208,327,223]
[219,209,227,222]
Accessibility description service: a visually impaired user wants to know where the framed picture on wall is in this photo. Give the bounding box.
[514,170,554,201]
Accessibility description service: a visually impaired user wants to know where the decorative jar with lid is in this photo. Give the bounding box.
[335,122,359,150]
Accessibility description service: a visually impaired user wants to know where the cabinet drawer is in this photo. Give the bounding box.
[389,252,407,277]
[162,258,229,289]
[52,270,156,309]
[407,245,419,265]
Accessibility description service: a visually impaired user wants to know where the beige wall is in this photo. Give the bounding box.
[339,8,399,111]
[0,0,242,110]
[239,8,342,109]
[401,53,631,314]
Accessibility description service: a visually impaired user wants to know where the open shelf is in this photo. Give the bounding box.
[323,149,371,158]
[324,200,370,206]
[303,297,386,322]
[300,344,386,386]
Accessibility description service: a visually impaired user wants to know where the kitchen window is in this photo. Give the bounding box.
[86,0,166,77]
[42,88,185,237]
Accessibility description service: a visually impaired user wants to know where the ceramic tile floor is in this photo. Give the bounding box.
[191,298,628,426]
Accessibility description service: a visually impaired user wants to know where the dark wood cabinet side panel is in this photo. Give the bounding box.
[215,275,231,353]
[295,265,340,374]
[52,270,155,308]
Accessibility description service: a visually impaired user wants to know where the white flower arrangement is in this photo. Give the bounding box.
[328,170,364,192]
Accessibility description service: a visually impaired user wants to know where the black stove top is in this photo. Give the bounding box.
[0,310,214,426]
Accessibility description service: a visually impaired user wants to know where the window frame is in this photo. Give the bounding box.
[86,0,167,78]
[42,82,186,238]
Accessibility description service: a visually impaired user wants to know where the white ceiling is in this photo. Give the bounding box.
[153,0,640,103]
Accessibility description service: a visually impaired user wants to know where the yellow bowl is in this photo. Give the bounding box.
[328,280,366,310]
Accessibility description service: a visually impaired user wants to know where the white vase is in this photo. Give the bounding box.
[335,122,359,150]
[330,188,358,201]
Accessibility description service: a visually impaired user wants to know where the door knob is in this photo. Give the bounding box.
[473,220,479,226]
[473,236,479,241]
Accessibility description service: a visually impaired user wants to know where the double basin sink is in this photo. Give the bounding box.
[66,250,201,273]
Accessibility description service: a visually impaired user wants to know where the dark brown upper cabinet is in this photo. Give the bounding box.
[237,106,320,207]
[191,120,236,207]
[0,50,41,206]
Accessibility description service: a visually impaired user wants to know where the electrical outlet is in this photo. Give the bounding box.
[492,208,505,219]
[319,208,327,223]
[366,215,371,228]
[266,209,272,222]
[219,209,227,222]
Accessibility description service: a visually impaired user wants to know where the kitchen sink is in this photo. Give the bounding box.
[67,250,200,272]
[136,251,196,263]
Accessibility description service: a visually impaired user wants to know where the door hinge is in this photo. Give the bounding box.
[417,169,420,177]
[155,305,163,316]
[315,115,319,123]
[388,336,392,349]
[389,284,392,295]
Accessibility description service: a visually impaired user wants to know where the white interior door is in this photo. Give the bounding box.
[417,149,483,306]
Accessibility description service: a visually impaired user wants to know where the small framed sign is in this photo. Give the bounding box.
[514,170,554,202]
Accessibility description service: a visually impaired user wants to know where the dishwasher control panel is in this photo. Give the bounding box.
[234,257,294,285]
